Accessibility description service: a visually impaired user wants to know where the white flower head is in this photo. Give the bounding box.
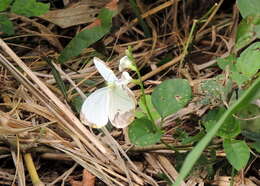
[119,56,135,72]
[80,57,136,128]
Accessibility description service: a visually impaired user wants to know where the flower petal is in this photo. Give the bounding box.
[108,85,136,128]
[80,87,109,128]
[93,57,117,83]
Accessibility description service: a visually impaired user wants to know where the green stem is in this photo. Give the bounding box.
[160,139,180,154]
[136,70,154,122]
[179,19,198,69]
[200,3,218,21]
[127,47,158,131]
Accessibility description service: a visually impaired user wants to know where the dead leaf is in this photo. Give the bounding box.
[70,169,95,186]
[82,169,95,186]
[40,1,109,28]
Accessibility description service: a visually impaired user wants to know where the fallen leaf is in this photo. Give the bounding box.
[40,1,109,28]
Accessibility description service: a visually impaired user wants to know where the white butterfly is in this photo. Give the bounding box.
[80,57,136,128]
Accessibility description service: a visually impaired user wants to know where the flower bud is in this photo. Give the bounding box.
[119,56,136,72]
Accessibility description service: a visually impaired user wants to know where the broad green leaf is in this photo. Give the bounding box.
[203,108,240,139]
[230,70,249,86]
[152,79,192,118]
[223,139,250,170]
[251,142,260,153]
[237,0,260,18]
[11,0,49,17]
[217,55,249,85]
[217,54,236,70]
[235,15,260,51]
[0,14,14,35]
[0,0,12,11]
[58,8,116,63]
[139,95,161,121]
[128,117,162,146]
[199,75,233,104]
[135,109,146,119]
[236,42,260,77]
[199,78,224,104]
[172,77,260,186]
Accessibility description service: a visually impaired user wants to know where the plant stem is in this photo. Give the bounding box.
[136,70,154,121]
[127,47,159,131]
[160,139,180,154]
[24,153,44,186]
[179,19,198,70]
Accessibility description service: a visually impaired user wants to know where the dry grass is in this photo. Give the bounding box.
[1,0,255,185]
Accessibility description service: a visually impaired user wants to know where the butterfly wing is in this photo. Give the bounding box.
[80,87,109,128]
[93,57,117,83]
[108,85,136,128]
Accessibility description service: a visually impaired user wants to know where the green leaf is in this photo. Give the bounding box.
[172,77,260,186]
[230,70,249,86]
[128,117,162,146]
[199,78,224,104]
[217,54,236,70]
[152,79,192,118]
[199,75,233,104]
[237,0,260,18]
[139,95,161,121]
[217,56,249,86]
[11,0,49,17]
[0,14,14,35]
[236,42,260,77]
[203,108,241,139]
[0,0,12,11]
[58,8,116,63]
[223,139,250,170]
[235,15,260,51]
[251,141,260,153]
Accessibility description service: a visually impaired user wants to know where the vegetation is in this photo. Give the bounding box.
[0,0,259,185]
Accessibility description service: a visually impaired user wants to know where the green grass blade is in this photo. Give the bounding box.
[173,76,260,186]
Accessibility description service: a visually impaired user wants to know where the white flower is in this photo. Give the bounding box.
[80,57,136,128]
[119,56,135,72]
